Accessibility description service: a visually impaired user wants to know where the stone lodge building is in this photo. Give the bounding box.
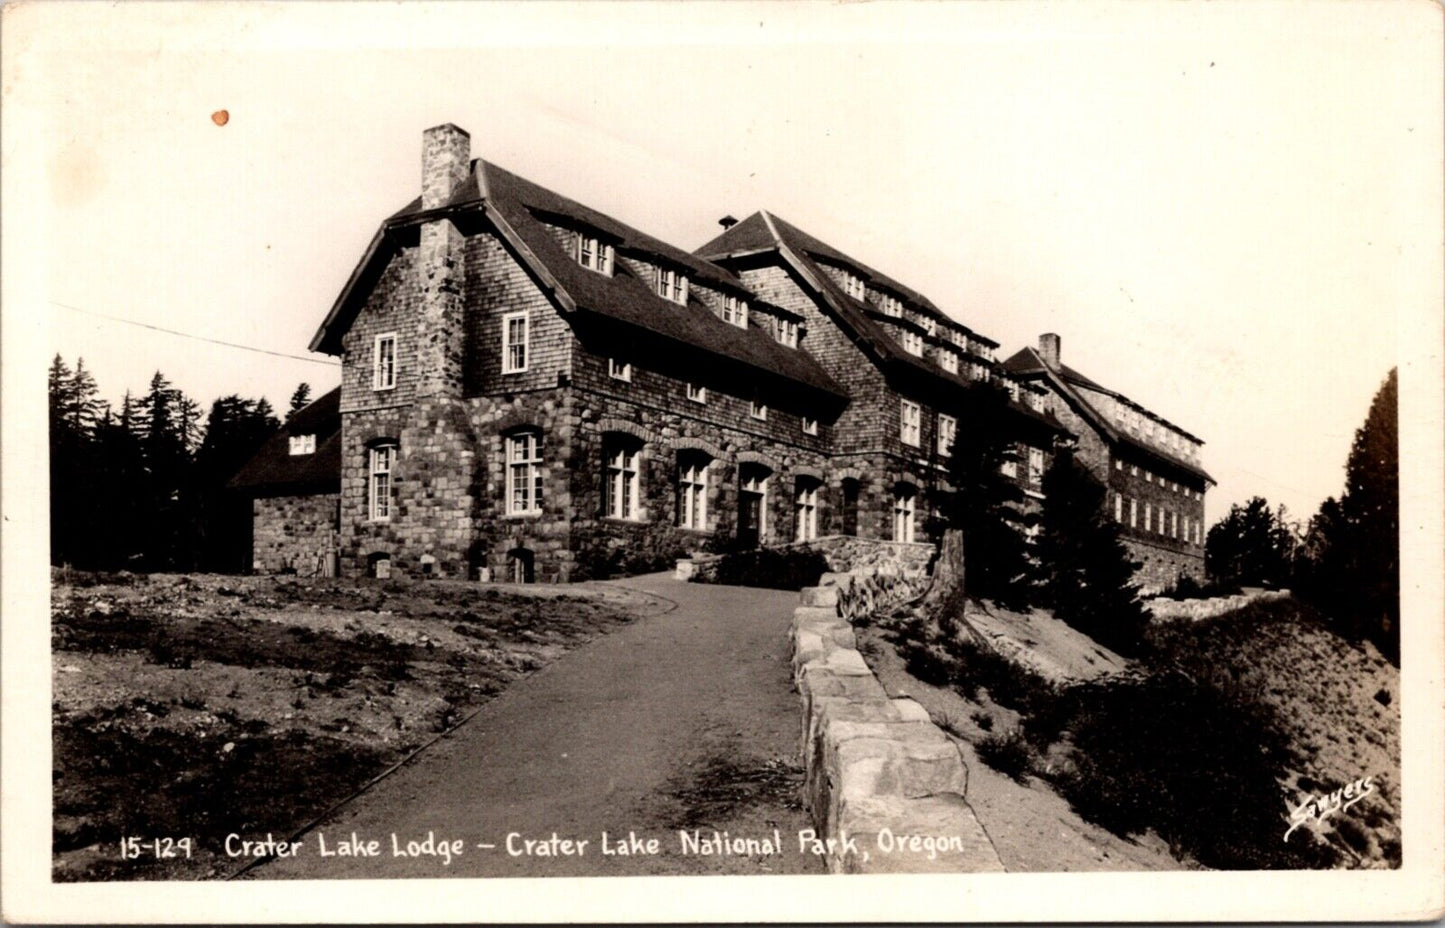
[239,123,1207,587]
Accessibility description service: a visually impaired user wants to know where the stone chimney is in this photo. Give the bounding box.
[1039,333,1061,369]
[422,123,470,210]
[416,124,470,398]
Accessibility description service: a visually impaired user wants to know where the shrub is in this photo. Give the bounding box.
[705,546,829,591]
[976,728,1036,782]
[1157,573,1243,600]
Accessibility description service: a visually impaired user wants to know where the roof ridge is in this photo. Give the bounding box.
[760,209,783,245]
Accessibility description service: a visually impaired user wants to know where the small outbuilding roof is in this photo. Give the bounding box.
[228,387,341,496]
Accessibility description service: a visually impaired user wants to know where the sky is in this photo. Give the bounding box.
[7,0,1441,528]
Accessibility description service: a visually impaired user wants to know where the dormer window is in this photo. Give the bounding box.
[939,351,959,374]
[721,295,749,328]
[878,294,903,317]
[842,272,865,300]
[775,317,799,348]
[288,434,316,456]
[576,233,614,275]
[656,267,689,304]
[608,358,633,382]
[901,331,924,357]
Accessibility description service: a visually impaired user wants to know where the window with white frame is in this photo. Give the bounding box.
[939,350,959,374]
[893,487,917,543]
[1144,502,1154,532]
[1115,459,1124,471]
[877,294,903,317]
[802,416,819,436]
[686,382,706,404]
[368,444,396,521]
[721,295,749,328]
[901,331,924,357]
[608,358,632,382]
[1130,464,1138,476]
[842,272,866,300]
[604,438,642,520]
[1027,447,1045,488]
[656,267,689,304]
[920,317,937,336]
[677,453,708,531]
[576,233,615,275]
[775,317,799,348]
[937,414,957,457]
[900,399,922,446]
[288,434,316,456]
[1129,497,1138,528]
[794,478,819,542]
[505,433,543,515]
[502,312,528,374]
[740,465,769,537]
[1000,449,1018,478]
[1026,391,1044,412]
[750,397,767,420]
[1113,492,1123,522]
[373,333,397,390]
[1146,471,1154,483]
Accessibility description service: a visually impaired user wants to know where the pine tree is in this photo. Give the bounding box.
[1204,497,1296,588]
[287,383,313,418]
[1034,446,1147,654]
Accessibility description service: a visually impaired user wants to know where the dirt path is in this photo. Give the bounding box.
[246,574,824,879]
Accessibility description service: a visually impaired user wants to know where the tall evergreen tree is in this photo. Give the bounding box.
[1204,497,1297,588]
[287,383,313,418]
[1034,446,1147,654]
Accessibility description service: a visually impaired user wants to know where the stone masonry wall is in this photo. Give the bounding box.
[252,494,339,575]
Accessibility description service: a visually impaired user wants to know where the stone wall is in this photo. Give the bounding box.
[789,575,1003,873]
[252,494,339,575]
[678,536,936,586]
[1125,537,1205,596]
[1147,588,1290,622]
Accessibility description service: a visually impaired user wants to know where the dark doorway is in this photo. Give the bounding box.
[737,492,762,549]
[841,479,860,537]
[507,547,535,584]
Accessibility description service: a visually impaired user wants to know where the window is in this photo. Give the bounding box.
[505,433,543,515]
[1115,459,1124,471]
[878,294,903,317]
[901,331,924,357]
[775,317,799,348]
[1144,502,1154,532]
[1026,391,1044,412]
[937,414,957,456]
[576,233,615,275]
[842,272,865,299]
[373,333,397,390]
[604,439,642,520]
[802,416,819,436]
[1006,381,1021,403]
[750,398,767,420]
[794,479,819,542]
[1113,492,1123,522]
[1001,452,1018,478]
[502,312,528,374]
[368,444,396,521]
[940,351,959,374]
[900,400,921,446]
[1130,464,1138,477]
[1129,497,1138,528]
[656,267,689,304]
[893,487,916,543]
[608,358,632,382]
[686,382,706,404]
[677,454,708,531]
[1146,471,1154,483]
[288,434,316,456]
[740,465,769,542]
[920,316,937,336]
[1027,447,1045,488]
[721,295,749,328]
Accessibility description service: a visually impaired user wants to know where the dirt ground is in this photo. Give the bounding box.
[51,570,666,881]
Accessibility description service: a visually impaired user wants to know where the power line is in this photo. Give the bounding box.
[49,300,340,367]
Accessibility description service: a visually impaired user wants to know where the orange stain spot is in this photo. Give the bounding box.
[211,110,230,127]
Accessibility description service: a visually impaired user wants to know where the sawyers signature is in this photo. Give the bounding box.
[1283,775,1375,842]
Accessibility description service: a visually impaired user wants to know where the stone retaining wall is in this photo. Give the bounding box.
[1146,588,1291,622]
[789,573,1003,874]
[676,535,935,584]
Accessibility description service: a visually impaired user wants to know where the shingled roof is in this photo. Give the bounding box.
[229,388,341,495]
[310,162,844,399]
[1002,347,1213,483]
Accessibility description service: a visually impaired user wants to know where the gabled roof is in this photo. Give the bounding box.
[1002,347,1213,483]
[695,210,1006,400]
[310,163,843,399]
[229,388,342,495]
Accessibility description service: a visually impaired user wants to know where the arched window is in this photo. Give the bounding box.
[604,435,643,521]
[505,432,543,515]
[794,477,820,542]
[893,484,917,543]
[737,463,770,549]
[677,452,710,531]
[368,443,397,522]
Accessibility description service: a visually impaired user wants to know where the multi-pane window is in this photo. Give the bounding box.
[686,382,706,403]
[842,272,866,299]
[1027,391,1045,412]
[288,434,316,456]
[751,398,767,420]
[1000,451,1018,478]
[368,444,396,521]
[893,488,916,543]
[721,295,749,328]
[608,358,632,382]
[1113,492,1124,522]
[604,440,641,520]
[1144,502,1154,533]
[373,333,397,390]
[741,465,769,538]
[939,351,959,374]
[794,479,819,542]
[775,317,799,348]
[901,331,924,357]
[502,312,528,374]
[900,400,921,446]
[937,414,957,457]
[677,455,708,531]
[656,267,689,304]
[1027,447,1045,488]
[505,433,543,515]
[1129,497,1138,528]
[576,233,615,275]
[802,417,819,436]
[878,294,903,317]
[920,317,937,336]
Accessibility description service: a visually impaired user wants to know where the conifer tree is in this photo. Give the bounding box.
[287,383,313,418]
